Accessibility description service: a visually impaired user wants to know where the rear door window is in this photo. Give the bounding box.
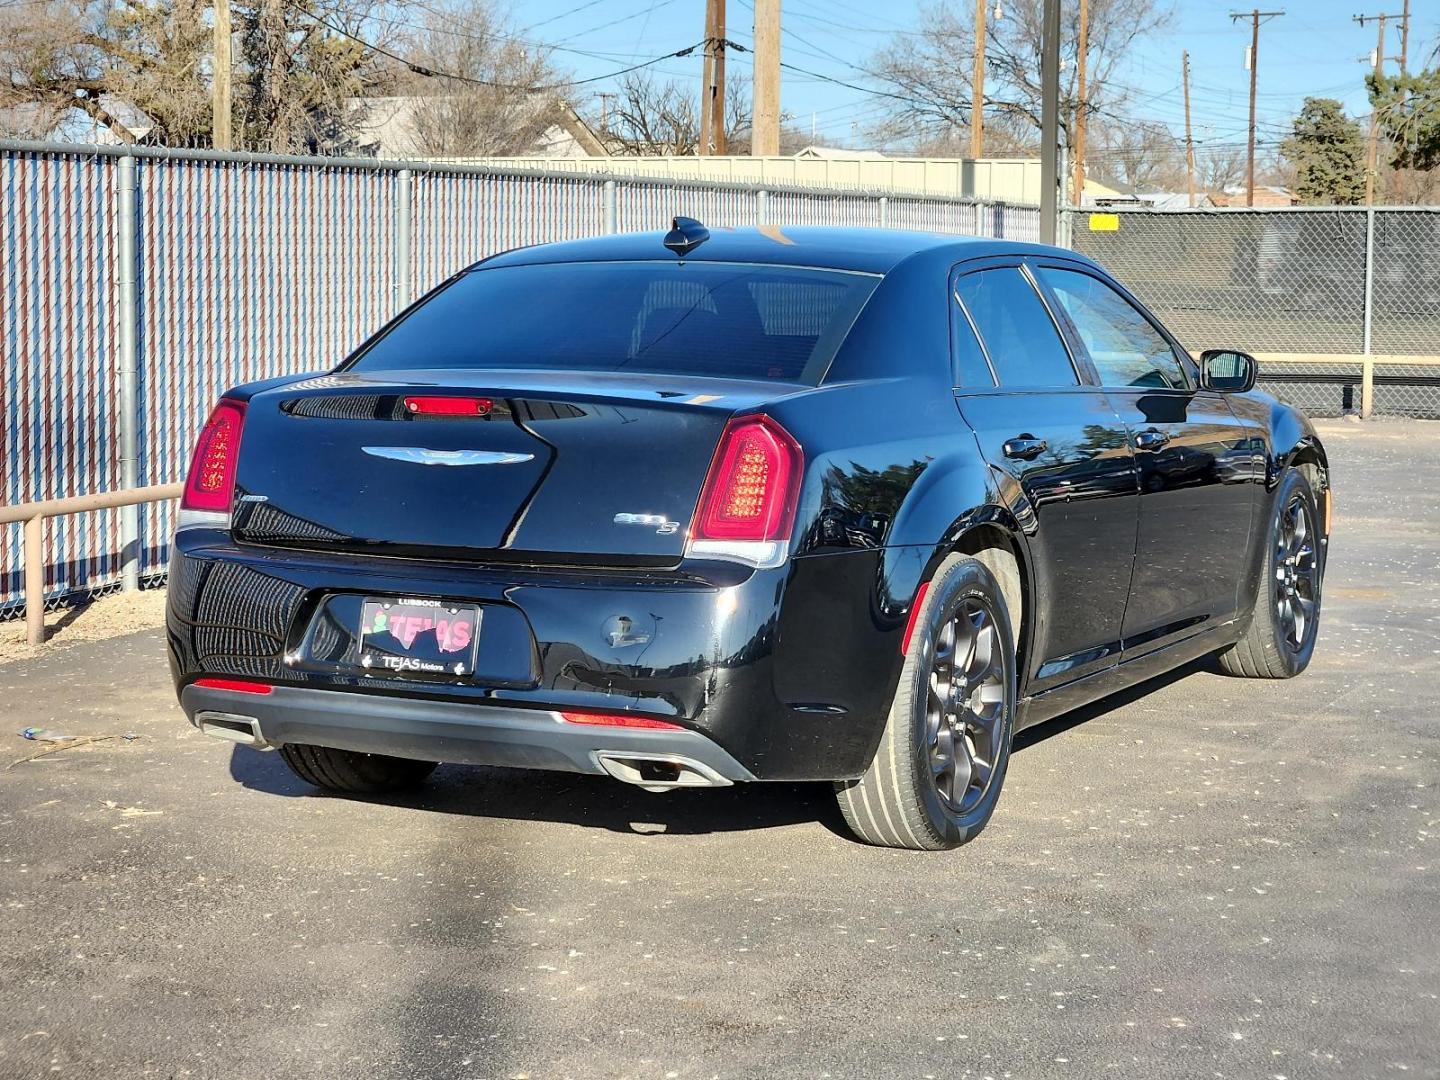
[349,261,879,384]
[1037,267,1189,389]
[955,267,1078,387]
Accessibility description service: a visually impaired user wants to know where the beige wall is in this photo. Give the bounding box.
[429,155,1043,205]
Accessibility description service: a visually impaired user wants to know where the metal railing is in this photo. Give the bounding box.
[0,484,181,644]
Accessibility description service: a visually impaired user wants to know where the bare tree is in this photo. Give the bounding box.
[1087,118,1181,190]
[600,71,751,156]
[1197,144,1247,191]
[399,0,567,157]
[0,0,114,136]
[866,0,1172,153]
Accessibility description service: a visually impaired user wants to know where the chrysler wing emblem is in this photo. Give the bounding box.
[362,447,535,467]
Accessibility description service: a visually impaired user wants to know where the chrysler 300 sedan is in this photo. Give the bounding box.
[167,222,1329,850]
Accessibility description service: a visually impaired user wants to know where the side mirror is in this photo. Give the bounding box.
[1199,349,1257,393]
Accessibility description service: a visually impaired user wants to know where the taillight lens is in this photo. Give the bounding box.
[181,399,247,513]
[404,396,493,416]
[688,416,802,568]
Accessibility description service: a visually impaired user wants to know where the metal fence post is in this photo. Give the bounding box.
[878,195,888,228]
[116,153,140,591]
[975,200,987,237]
[1361,205,1375,419]
[603,179,617,234]
[395,168,413,311]
[24,514,44,644]
[757,189,769,226]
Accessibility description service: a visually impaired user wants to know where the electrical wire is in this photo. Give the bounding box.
[286,0,701,92]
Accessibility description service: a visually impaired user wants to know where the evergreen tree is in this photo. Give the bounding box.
[1281,97,1367,205]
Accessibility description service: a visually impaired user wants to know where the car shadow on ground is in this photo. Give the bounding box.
[1013,656,1214,752]
[229,744,847,838]
[229,657,1218,840]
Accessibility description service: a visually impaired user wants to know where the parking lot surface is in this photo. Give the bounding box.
[2,419,1437,1079]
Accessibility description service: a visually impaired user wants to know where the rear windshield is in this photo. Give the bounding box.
[348,260,880,383]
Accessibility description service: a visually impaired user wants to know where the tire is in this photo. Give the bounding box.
[835,555,1018,850]
[278,743,438,794]
[1218,468,1324,679]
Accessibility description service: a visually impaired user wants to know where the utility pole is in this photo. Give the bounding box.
[1039,0,1060,243]
[1355,11,1404,205]
[970,0,986,159]
[1229,9,1284,207]
[1071,0,1088,206]
[1399,0,1409,75]
[212,0,232,150]
[751,0,780,156]
[699,0,727,155]
[1183,49,1196,207]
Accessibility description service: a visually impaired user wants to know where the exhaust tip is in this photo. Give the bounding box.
[196,711,272,750]
[592,751,732,792]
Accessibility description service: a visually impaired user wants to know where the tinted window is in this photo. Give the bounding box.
[950,293,995,387]
[955,268,1077,387]
[350,261,879,383]
[1038,268,1187,389]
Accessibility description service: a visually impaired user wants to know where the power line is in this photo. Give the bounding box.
[286,1,701,93]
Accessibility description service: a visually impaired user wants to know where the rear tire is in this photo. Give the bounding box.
[835,555,1017,850]
[278,743,438,794]
[1218,468,1324,679]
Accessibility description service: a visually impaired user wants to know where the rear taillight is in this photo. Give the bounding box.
[685,415,802,568]
[179,399,246,525]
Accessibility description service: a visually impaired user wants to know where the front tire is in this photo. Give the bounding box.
[1218,468,1324,679]
[835,555,1017,850]
[278,743,438,794]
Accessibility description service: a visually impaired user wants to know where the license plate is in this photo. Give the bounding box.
[358,598,480,676]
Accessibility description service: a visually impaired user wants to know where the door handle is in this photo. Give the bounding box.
[1002,435,1048,460]
[1134,429,1170,452]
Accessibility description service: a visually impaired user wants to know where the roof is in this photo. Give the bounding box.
[475,226,1061,275]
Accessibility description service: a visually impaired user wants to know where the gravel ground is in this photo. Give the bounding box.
[0,590,168,663]
[1,418,1436,1079]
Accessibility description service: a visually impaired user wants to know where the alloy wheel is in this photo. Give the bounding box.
[925,598,1007,814]
[1275,493,1320,653]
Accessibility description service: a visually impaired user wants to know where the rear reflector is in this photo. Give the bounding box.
[899,581,931,656]
[193,677,273,695]
[404,396,493,416]
[559,711,683,731]
[181,399,247,513]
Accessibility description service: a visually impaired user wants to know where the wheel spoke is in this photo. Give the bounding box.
[918,592,1012,814]
[966,621,996,681]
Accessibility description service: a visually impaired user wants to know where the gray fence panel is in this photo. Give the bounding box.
[1070,208,1371,354]
[412,171,607,296]
[2,151,126,607]
[1369,210,1440,356]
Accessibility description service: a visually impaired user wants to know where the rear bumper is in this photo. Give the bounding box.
[166,531,906,781]
[180,683,755,787]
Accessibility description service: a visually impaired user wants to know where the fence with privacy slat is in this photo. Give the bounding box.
[1066,206,1440,419]
[1,141,1041,614]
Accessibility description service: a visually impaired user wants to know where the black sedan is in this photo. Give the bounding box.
[167,222,1330,851]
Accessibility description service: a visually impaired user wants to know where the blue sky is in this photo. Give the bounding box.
[503,0,1439,151]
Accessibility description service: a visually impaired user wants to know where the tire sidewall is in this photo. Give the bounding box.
[1257,470,1323,676]
[904,558,1018,847]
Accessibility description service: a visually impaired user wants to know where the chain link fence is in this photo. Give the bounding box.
[1068,206,1440,419]
[1,141,1040,614]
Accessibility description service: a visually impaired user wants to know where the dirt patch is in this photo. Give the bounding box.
[0,589,168,663]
